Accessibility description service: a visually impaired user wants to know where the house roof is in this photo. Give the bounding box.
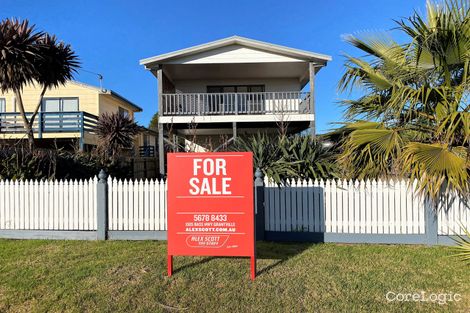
[140,36,332,68]
[70,81,142,112]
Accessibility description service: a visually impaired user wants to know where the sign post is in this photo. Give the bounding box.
[167,152,255,280]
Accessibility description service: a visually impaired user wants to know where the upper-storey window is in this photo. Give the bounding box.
[42,98,79,112]
[119,107,130,118]
[207,85,264,93]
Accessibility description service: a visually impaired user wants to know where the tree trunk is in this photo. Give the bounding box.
[29,85,47,127]
[14,90,35,150]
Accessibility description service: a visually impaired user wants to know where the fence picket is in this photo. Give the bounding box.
[14,180,20,229]
[149,179,155,231]
[288,180,295,230]
[280,183,287,231]
[117,179,123,230]
[307,179,314,232]
[266,183,274,231]
[313,180,320,232]
[144,179,150,231]
[159,179,165,230]
[123,180,129,230]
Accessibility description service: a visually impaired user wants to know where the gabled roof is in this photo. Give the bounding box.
[140,36,332,68]
[70,81,142,112]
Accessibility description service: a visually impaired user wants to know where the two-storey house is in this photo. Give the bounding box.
[0,81,156,155]
[140,36,331,175]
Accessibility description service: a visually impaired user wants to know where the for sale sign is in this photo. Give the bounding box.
[167,152,255,279]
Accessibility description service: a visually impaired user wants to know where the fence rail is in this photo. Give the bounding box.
[0,176,468,241]
[161,91,310,116]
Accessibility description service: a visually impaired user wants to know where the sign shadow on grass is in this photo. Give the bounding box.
[255,242,313,276]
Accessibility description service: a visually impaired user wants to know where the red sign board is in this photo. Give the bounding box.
[167,152,255,279]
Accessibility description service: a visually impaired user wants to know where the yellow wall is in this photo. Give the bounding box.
[0,81,140,146]
[0,81,138,118]
[0,81,99,115]
[98,94,135,120]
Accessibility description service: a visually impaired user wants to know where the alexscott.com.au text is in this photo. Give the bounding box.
[386,291,462,305]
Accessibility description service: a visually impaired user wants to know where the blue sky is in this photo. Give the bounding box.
[3,0,426,133]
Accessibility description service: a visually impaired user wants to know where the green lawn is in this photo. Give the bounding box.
[0,240,468,312]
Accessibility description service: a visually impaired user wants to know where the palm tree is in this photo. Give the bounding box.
[0,19,79,149]
[336,0,469,201]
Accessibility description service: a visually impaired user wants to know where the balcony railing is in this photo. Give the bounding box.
[161,91,310,116]
[0,111,98,137]
[139,145,155,157]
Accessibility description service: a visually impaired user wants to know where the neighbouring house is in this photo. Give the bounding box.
[140,36,331,175]
[137,128,158,157]
[0,80,155,155]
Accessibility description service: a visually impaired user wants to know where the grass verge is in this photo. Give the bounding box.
[0,240,468,312]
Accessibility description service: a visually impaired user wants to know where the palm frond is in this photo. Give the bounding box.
[402,142,468,199]
[452,226,470,263]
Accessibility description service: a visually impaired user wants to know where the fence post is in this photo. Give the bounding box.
[254,168,265,241]
[97,169,108,240]
[424,197,438,245]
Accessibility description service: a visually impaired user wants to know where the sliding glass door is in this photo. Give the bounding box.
[206,85,265,114]
[0,98,5,130]
[42,98,79,130]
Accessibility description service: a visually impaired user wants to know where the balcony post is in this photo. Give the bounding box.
[79,112,85,151]
[38,111,43,139]
[309,62,316,138]
[158,122,165,177]
[157,65,163,115]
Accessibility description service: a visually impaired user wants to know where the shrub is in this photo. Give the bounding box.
[232,133,338,184]
[95,112,141,163]
[0,145,132,180]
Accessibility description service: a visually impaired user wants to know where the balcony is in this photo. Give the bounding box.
[0,111,98,137]
[161,91,311,116]
[139,145,155,157]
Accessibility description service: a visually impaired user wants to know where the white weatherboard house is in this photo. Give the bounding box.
[140,36,331,175]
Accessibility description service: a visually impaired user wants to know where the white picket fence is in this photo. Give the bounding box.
[264,178,469,235]
[107,178,167,231]
[0,177,468,237]
[0,178,97,230]
[438,193,470,235]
